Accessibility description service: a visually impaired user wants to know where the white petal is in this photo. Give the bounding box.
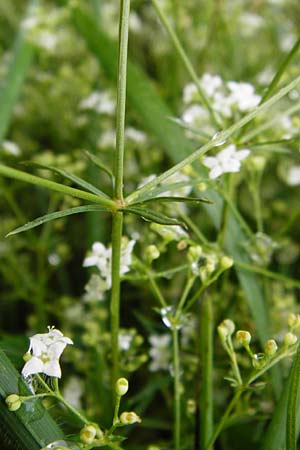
[235,149,250,161]
[92,242,107,255]
[29,336,47,357]
[83,255,99,267]
[217,145,236,162]
[203,157,217,169]
[43,360,62,378]
[209,166,223,179]
[22,357,44,377]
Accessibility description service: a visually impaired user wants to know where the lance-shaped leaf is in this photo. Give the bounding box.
[131,195,212,206]
[25,161,109,198]
[125,206,186,227]
[0,349,64,450]
[0,163,116,209]
[6,205,108,237]
[84,150,115,184]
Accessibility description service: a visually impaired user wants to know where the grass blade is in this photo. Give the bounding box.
[6,205,108,237]
[0,349,64,450]
[286,344,300,450]
[0,0,38,142]
[131,196,212,206]
[125,206,185,227]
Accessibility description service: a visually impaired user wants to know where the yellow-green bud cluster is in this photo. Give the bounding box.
[116,378,129,396]
[220,256,234,270]
[5,394,22,411]
[264,339,278,356]
[80,424,103,445]
[284,332,298,346]
[145,245,160,263]
[288,313,300,330]
[218,319,235,340]
[236,330,251,346]
[120,411,141,425]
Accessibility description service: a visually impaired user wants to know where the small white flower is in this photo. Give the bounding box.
[200,73,223,97]
[2,140,21,156]
[97,129,116,148]
[183,82,198,104]
[22,327,73,378]
[182,105,209,126]
[227,81,261,112]
[125,127,147,144]
[83,238,136,289]
[286,166,300,186]
[149,334,171,371]
[203,144,250,179]
[79,91,115,115]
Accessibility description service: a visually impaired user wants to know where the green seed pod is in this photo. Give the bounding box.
[5,394,22,411]
[116,377,129,396]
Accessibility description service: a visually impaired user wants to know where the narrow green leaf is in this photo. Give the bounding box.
[0,0,38,142]
[84,150,115,183]
[0,163,116,209]
[130,196,212,206]
[26,161,109,198]
[6,205,108,237]
[0,349,64,450]
[286,344,300,450]
[125,206,185,227]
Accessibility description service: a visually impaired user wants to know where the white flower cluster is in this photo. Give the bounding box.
[83,237,136,293]
[149,334,171,372]
[22,327,73,378]
[182,73,261,126]
[79,91,115,115]
[203,144,250,179]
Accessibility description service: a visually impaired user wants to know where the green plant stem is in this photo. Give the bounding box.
[110,212,123,384]
[199,296,214,449]
[172,326,181,450]
[113,395,121,426]
[205,389,243,450]
[176,275,196,317]
[110,0,131,386]
[150,0,221,130]
[114,0,131,201]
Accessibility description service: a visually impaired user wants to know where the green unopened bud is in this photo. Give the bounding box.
[284,332,298,346]
[197,182,207,192]
[80,424,102,444]
[218,319,235,340]
[264,339,278,356]
[220,256,234,269]
[120,411,141,425]
[6,394,22,411]
[177,240,188,250]
[116,378,129,396]
[288,313,300,329]
[236,330,251,346]
[249,155,266,171]
[186,398,196,415]
[145,245,160,263]
[23,352,31,362]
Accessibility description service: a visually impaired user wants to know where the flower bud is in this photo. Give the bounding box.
[197,182,207,192]
[264,339,278,356]
[288,313,300,329]
[220,256,234,270]
[284,332,298,346]
[145,245,160,263]
[80,424,102,444]
[186,399,196,415]
[236,330,251,346]
[120,411,141,425]
[116,378,129,396]
[218,319,235,340]
[5,394,21,411]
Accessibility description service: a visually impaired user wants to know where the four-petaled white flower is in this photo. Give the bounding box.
[83,238,136,289]
[203,144,250,179]
[22,327,73,378]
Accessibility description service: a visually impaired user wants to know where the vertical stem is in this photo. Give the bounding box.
[172,326,181,450]
[199,296,214,449]
[114,0,131,201]
[110,212,123,384]
[110,0,131,385]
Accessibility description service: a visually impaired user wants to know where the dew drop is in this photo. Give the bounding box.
[212,131,226,146]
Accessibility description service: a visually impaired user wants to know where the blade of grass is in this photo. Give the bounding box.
[0,0,38,142]
[286,344,300,450]
[0,349,64,450]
